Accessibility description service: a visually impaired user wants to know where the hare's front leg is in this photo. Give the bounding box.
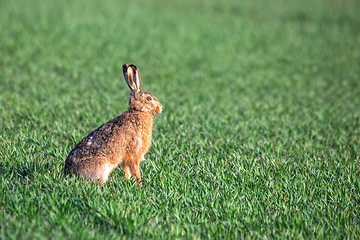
[123,158,142,187]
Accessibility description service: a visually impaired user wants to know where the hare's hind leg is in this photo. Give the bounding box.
[86,162,116,184]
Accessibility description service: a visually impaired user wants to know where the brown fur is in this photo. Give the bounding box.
[63,64,163,186]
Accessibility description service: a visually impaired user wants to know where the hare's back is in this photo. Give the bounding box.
[65,114,135,163]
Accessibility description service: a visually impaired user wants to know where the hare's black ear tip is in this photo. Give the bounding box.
[129,64,138,70]
[122,64,129,73]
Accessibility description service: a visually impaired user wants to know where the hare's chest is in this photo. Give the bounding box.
[137,132,152,154]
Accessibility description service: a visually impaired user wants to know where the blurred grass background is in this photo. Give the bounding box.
[1,0,360,239]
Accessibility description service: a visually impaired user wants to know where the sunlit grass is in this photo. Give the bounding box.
[1,0,359,239]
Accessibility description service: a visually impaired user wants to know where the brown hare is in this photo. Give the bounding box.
[64,64,163,186]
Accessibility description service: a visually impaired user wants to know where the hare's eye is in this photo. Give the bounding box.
[146,96,152,101]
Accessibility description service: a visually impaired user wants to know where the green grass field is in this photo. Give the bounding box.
[1,0,360,239]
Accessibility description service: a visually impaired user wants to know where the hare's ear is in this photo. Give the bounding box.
[123,64,142,93]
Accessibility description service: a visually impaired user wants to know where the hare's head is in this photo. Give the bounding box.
[123,64,163,115]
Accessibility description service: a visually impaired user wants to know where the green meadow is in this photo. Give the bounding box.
[1,0,359,238]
